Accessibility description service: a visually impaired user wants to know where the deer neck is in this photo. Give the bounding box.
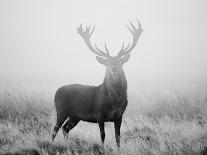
[103,68,127,101]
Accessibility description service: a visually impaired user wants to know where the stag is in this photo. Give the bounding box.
[52,19,143,147]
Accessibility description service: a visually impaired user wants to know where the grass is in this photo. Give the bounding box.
[0,79,207,155]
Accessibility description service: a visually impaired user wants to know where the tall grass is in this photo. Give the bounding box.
[0,78,207,154]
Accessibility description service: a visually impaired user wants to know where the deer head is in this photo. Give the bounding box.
[77,19,143,79]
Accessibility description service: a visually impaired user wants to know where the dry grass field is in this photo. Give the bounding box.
[0,78,207,155]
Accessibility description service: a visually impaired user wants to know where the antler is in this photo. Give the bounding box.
[77,24,110,58]
[117,18,143,58]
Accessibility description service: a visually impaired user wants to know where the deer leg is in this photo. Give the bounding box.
[98,122,105,144]
[52,117,66,141]
[114,117,122,147]
[52,111,69,142]
[52,125,59,141]
[62,119,79,138]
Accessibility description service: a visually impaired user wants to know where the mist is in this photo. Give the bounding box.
[0,0,207,89]
[1,1,207,154]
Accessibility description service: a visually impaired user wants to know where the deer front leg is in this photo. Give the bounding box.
[98,122,105,144]
[114,117,122,147]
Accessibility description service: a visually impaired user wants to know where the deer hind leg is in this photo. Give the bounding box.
[62,118,79,138]
[52,113,68,141]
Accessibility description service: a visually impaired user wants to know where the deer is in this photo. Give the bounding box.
[52,19,143,147]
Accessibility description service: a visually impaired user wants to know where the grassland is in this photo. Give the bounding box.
[0,78,207,155]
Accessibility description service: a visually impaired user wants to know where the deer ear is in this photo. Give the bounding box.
[96,56,107,65]
[121,54,130,64]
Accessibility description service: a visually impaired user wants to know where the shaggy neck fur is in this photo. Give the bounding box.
[103,68,127,102]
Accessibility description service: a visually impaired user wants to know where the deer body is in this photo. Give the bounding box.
[55,84,98,123]
[52,19,143,147]
[55,69,127,123]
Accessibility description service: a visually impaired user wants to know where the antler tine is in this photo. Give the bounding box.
[118,43,130,57]
[117,18,143,58]
[95,44,105,53]
[120,43,125,51]
[104,43,110,56]
[136,18,143,31]
[89,25,95,36]
[127,25,133,34]
[77,24,110,58]
[129,20,137,32]
[124,43,131,51]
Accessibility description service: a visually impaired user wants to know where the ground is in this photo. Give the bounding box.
[0,79,207,155]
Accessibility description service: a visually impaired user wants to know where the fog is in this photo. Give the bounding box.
[0,0,207,87]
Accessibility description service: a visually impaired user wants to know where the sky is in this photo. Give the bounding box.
[0,0,207,86]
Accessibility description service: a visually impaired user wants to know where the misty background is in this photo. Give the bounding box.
[0,0,207,99]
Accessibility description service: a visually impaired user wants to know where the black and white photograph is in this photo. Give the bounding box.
[0,0,207,154]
